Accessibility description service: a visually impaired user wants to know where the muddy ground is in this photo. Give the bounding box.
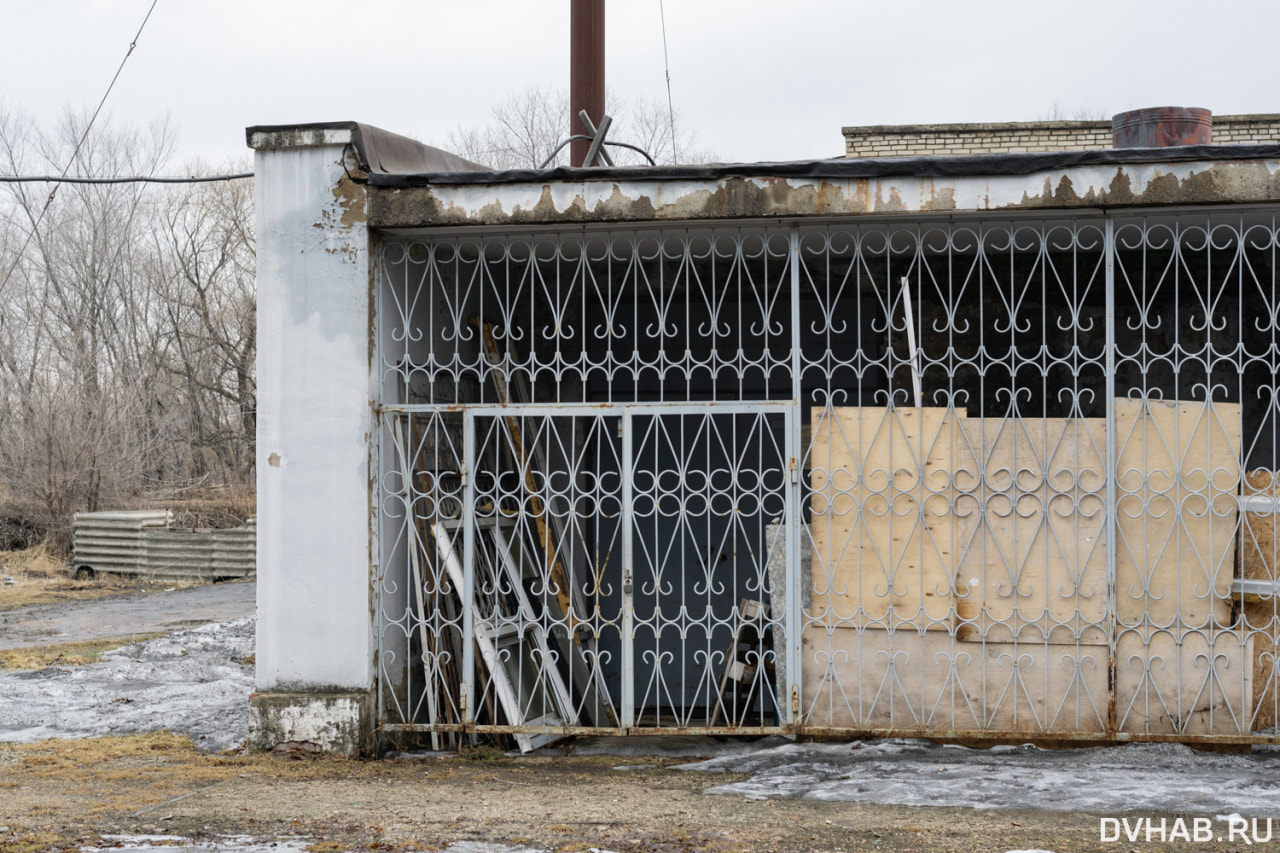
[0,732,1244,853]
[2,585,1276,852]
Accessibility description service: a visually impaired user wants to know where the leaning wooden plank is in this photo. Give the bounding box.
[1114,399,1239,631]
[809,406,961,631]
[431,521,569,753]
[489,522,580,743]
[953,417,1109,645]
[478,320,618,728]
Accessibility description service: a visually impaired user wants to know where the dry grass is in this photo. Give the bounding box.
[0,541,183,611]
[0,634,167,671]
[0,732,248,818]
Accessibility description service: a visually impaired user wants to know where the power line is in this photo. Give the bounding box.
[0,0,161,295]
[659,0,679,163]
[0,173,252,185]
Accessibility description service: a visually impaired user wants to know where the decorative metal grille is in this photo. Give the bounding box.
[376,209,1280,747]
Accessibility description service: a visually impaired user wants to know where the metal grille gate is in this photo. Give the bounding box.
[377,209,1280,747]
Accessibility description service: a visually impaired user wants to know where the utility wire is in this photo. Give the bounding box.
[659,0,679,164]
[0,0,161,295]
[0,173,252,185]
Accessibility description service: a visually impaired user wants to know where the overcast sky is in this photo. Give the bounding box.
[2,0,1276,170]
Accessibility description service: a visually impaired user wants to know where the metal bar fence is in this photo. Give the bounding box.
[373,209,1280,746]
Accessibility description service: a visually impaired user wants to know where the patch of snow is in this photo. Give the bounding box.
[0,618,254,752]
[537,734,793,758]
[678,738,1280,815]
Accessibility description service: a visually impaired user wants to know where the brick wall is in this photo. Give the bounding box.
[843,115,1280,158]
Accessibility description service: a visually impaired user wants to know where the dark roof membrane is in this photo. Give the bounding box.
[372,144,1280,188]
[246,122,1280,188]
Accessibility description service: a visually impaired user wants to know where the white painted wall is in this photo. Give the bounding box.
[254,137,374,692]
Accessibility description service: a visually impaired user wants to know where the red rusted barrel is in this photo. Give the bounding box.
[1112,107,1212,148]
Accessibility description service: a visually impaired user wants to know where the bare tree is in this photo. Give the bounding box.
[0,109,174,539]
[446,86,718,169]
[0,110,256,545]
[152,164,256,487]
[1038,103,1109,122]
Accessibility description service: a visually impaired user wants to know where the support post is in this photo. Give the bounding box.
[246,126,375,757]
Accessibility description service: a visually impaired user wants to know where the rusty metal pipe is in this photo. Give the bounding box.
[1112,107,1212,148]
[570,0,605,167]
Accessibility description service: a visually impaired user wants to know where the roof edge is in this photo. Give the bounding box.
[366,144,1280,189]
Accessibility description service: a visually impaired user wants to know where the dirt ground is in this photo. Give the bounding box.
[0,733,1250,853]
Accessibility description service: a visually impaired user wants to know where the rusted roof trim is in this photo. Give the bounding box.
[368,157,1280,229]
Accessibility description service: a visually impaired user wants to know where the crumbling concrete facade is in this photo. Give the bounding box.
[249,120,1280,754]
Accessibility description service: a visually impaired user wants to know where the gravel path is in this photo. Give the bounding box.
[0,579,254,649]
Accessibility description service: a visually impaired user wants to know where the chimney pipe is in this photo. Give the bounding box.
[1112,107,1212,148]
[570,0,605,167]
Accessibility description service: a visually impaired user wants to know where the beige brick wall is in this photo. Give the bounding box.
[843,115,1280,158]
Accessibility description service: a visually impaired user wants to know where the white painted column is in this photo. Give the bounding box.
[250,128,374,709]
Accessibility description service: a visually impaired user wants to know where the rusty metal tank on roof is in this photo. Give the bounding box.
[1112,107,1212,148]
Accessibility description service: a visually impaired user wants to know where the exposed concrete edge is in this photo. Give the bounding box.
[246,121,486,173]
[247,127,355,152]
[248,690,375,757]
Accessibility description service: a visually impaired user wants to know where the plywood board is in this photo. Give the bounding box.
[1114,399,1239,630]
[808,407,961,631]
[799,625,1109,733]
[1241,470,1280,730]
[952,417,1109,645]
[1115,629,1253,735]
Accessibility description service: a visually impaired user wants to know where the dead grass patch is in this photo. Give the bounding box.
[0,541,193,610]
[1,732,242,815]
[0,634,167,671]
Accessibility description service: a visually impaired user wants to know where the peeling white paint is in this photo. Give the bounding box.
[253,141,373,694]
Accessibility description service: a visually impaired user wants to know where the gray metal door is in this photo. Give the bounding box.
[450,403,797,737]
[622,404,794,729]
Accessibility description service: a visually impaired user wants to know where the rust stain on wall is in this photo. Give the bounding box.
[332,176,368,228]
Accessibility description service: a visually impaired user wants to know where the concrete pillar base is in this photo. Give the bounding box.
[248,690,374,757]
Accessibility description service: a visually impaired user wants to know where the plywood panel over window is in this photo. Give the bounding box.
[1114,399,1240,631]
[808,407,961,631]
[952,417,1109,645]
